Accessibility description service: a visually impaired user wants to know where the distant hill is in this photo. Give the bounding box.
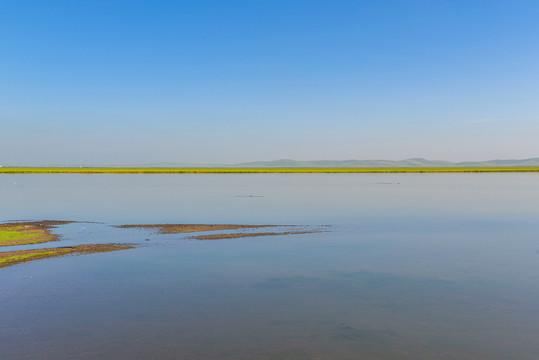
[14,157,539,168]
[455,158,539,167]
[233,158,539,168]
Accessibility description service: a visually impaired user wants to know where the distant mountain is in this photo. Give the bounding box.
[234,158,539,168]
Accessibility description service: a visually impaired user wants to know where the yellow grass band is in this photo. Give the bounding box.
[1,167,539,174]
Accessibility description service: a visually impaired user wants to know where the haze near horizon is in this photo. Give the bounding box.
[1,0,538,166]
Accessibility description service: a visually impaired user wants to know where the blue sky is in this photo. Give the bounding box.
[1,0,538,165]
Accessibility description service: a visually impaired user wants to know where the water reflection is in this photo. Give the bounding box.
[1,174,539,359]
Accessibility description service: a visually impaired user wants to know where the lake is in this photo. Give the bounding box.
[1,173,539,359]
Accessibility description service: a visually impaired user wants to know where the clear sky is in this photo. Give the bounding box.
[1,0,538,165]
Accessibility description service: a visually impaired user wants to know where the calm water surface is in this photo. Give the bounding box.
[1,174,539,359]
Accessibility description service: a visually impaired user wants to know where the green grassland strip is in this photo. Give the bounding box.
[1,167,539,174]
[0,250,69,266]
[0,221,73,247]
[0,244,135,268]
[0,230,41,243]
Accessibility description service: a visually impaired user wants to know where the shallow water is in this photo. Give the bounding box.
[1,174,539,359]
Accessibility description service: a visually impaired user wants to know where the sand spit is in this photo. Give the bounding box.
[0,221,74,247]
[115,224,279,234]
[0,243,135,268]
[187,230,319,240]
[116,223,326,240]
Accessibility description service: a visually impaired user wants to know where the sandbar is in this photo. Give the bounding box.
[187,230,318,240]
[115,224,279,234]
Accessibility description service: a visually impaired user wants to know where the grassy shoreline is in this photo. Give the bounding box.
[0,244,135,268]
[0,221,72,247]
[2,167,539,174]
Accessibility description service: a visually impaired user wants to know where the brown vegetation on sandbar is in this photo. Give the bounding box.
[115,224,279,234]
[187,230,318,240]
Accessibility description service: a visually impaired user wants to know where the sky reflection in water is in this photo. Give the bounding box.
[1,174,539,359]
